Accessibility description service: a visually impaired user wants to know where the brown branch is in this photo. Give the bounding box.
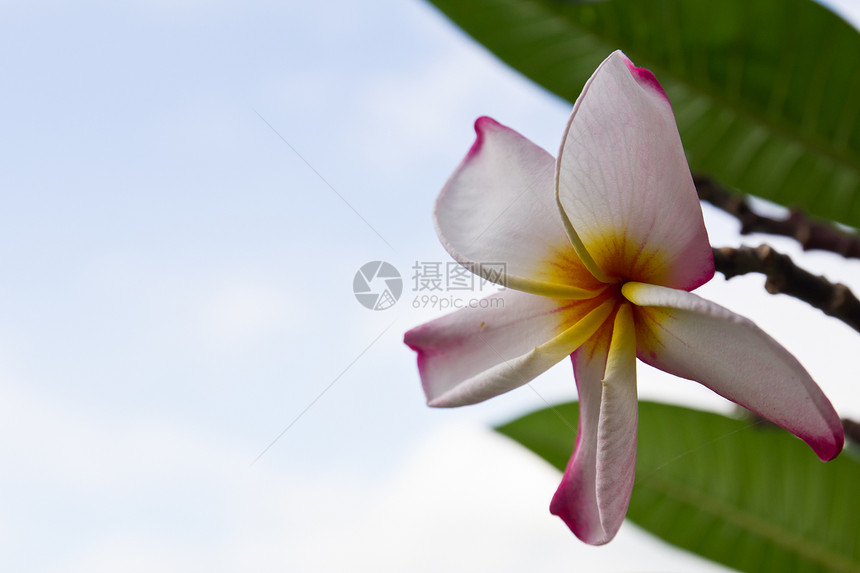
[712,244,860,333]
[844,419,860,446]
[694,174,860,258]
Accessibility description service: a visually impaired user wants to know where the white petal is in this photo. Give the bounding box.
[623,282,843,460]
[551,304,638,545]
[556,51,713,290]
[404,290,615,407]
[435,116,604,298]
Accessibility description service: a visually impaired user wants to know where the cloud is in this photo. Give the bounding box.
[290,425,734,573]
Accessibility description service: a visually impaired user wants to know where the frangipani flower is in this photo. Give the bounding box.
[404,51,844,545]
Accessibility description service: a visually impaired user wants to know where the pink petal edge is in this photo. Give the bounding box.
[620,53,670,105]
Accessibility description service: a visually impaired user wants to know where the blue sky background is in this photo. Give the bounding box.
[1,1,859,571]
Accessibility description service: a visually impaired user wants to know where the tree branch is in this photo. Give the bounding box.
[844,418,860,446]
[694,174,860,258]
[712,244,860,333]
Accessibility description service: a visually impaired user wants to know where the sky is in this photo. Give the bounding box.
[1,1,859,571]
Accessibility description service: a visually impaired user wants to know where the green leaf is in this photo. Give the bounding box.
[426,0,860,228]
[497,401,860,572]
